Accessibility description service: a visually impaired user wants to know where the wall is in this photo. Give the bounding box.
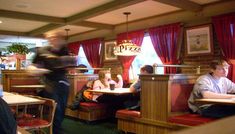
[69,1,235,77]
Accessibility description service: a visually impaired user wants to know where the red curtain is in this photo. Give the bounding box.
[212,12,235,81]
[117,30,145,83]
[81,38,102,69]
[149,23,181,73]
[68,41,80,55]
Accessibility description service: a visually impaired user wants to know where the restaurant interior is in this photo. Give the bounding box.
[0,0,235,134]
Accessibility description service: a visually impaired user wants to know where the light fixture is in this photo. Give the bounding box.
[65,28,70,41]
[114,12,141,56]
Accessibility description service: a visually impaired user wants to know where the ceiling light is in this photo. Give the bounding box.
[0,20,2,24]
[114,12,141,56]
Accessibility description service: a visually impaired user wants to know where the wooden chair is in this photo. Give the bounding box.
[17,96,57,134]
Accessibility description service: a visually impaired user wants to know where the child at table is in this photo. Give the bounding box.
[68,70,123,110]
[92,70,123,102]
[188,59,235,118]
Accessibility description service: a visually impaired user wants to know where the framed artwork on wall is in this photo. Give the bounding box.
[185,24,213,56]
[104,41,118,61]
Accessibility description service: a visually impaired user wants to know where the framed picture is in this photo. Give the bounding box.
[104,41,117,61]
[185,24,213,56]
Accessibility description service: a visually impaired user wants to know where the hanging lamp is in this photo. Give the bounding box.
[114,12,141,56]
[65,28,70,42]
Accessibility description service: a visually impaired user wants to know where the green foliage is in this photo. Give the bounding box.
[7,43,30,54]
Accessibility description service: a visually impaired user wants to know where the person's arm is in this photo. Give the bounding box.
[115,74,123,88]
[225,78,235,93]
[130,79,141,93]
[92,80,102,90]
[202,91,235,99]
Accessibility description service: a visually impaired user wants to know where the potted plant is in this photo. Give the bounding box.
[7,43,30,70]
[7,43,30,55]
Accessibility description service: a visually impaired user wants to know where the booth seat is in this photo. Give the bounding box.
[168,113,216,126]
[168,83,217,126]
[116,83,217,127]
[74,80,110,122]
[116,109,140,119]
[77,102,109,122]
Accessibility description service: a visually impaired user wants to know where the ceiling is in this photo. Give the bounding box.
[0,0,227,47]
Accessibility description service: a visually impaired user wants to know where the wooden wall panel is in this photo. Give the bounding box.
[65,74,98,117]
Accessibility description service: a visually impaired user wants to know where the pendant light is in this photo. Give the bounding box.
[65,28,70,42]
[114,12,141,56]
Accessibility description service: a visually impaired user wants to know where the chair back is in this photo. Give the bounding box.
[39,97,57,126]
[17,95,57,134]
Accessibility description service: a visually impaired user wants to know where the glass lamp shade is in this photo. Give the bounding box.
[114,40,141,56]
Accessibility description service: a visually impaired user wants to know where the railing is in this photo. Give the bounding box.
[67,67,111,75]
[73,67,110,71]
[153,64,201,74]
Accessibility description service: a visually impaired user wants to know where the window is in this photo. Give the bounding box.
[77,46,94,74]
[129,35,163,81]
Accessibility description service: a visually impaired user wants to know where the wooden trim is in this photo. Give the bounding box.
[66,0,146,24]
[74,21,114,29]
[0,9,65,24]
[0,30,27,36]
[117,116,189,130]
[27,0,145,36]
[27,24,63,36]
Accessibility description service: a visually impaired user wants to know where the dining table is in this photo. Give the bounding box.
[86,88,133,95]
[195,98,235,106]
[2,91,45,106]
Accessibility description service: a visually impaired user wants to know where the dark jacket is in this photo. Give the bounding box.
[0,97,17,134]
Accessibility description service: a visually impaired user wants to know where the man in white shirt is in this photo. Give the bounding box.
[188,60,235,118]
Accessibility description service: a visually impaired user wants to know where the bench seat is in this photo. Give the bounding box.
[116,109,141,118]
[168,113,217,126]
[77,102,109,122]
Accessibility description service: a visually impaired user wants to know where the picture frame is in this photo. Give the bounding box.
[104,41,117,61]
[185,24,213,56]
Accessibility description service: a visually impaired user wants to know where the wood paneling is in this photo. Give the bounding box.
[65,74,98,118]
[2,70,42,95]
[117,74,197,134]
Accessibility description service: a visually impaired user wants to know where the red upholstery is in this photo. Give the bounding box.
[76,81,88,92]
[18,118,49,128]
[171,83,194,112]
[116,109,141,118]
[79,102,107,111]
[168,114,217,126]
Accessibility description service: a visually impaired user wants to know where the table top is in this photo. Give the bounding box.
[2,92,45,106]
[17,126,30,134]
[86,88,133,94]
[195,98,235,105]
[11,85,45,88]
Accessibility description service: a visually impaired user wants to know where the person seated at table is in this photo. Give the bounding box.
[92,69,123,102]
[130,65,154,92]
[68,69,123,110]
[0,97,17,134]
[125,65,154,110]
[188,59,235,118]
[77,64,88,73]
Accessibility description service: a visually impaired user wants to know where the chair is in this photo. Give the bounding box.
[17,96,57,134]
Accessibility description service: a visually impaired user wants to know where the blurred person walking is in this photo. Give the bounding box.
[27,33,77,134]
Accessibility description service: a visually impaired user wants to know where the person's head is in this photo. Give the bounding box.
[77,64,88,73]
[140,65,154,74]
[45,33,66,50]
[210,59,229,78]
[98,70,111,81]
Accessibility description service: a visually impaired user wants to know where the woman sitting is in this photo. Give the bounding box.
[92,69,123,102]
[69,69,123,110]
